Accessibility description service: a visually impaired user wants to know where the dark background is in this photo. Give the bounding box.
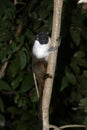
[0,0,87,129]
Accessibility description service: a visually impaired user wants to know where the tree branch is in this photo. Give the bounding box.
[0,62,8,79]
[42,0,63,130]
[60,124,87,129]
[49,124,87,130]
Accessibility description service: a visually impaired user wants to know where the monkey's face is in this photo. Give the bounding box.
[36,32,49,45]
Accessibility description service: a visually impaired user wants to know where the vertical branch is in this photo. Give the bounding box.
[42,0,63,130]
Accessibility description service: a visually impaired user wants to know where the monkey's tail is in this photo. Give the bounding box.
[39,97,43,130]
[38,82,44,130]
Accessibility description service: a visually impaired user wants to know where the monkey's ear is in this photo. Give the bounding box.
[35,34,39,40]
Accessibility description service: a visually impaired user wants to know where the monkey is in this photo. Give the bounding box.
[32,32,51,96]
[32,32,52,130]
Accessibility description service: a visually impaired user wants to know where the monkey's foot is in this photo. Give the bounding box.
[43,73,52,80]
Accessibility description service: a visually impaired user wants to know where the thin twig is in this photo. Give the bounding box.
[60,124,87,129]
[49,124,87,130]
[49,125,61,130]
[33,73,39,98]
[0,62,8,79]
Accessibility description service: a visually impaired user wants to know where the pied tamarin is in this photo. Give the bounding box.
[32,32,52,130]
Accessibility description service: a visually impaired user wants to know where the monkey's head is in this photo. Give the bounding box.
[36,32,49,45]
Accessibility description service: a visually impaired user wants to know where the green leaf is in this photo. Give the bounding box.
[0,98,4,112]
[70,27,81,46]
[9,42,22,54]
[16,36,25,45]
[79,79,87,95]
[30,90,38,102]
[83,70,87,78]
[9,57,20,77]
[84,116,87,126]
[77,58,87,68]
[79,97,87,113]
[79,97,87,107]
[71,92,82,102]
[66,72,76,85]
[14,94,20,104]
[0,48,11,62]
[70,59,80,74]
[0,80,11,90]
[25,29,34,44]
[11,74,23,90]
[74,51,85,58]
[84,106,87,113]
[19,50,27,70]
[17,98,25,108]
[21,74,34,92]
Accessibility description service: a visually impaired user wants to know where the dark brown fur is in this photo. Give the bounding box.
[32,55,51,130]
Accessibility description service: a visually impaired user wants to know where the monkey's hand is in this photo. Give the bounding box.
[48,36,61,52]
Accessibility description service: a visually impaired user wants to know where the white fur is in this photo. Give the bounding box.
[78,0,87,3]
[32,38,50,61]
